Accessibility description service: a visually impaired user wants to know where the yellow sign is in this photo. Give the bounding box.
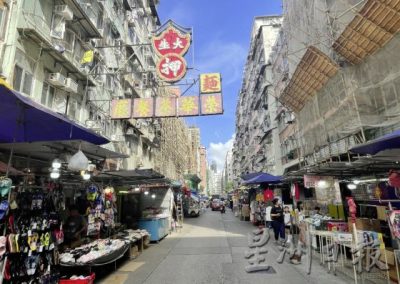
[0,78,12,90]
[200,73,221,93]
[111,99,132,119]
[81,50,94,64]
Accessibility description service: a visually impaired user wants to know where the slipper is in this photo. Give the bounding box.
[28,233,39,251]
[0,201,9,220]
[0,178,12,197]
[0,236,6,258]
[8,234,16,253]
[26,255,39,276]
[15,234,19,252]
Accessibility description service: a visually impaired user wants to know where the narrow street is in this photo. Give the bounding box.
[100,210,349,284]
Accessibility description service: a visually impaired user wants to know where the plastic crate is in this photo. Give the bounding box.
[59,273,95,284]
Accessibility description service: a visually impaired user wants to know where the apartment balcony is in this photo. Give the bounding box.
[17,11,96,86]
[66,0,104,38]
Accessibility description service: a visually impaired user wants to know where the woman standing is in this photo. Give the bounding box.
[270,198,285,244]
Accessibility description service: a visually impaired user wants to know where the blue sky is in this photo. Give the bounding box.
[158,0,282,170]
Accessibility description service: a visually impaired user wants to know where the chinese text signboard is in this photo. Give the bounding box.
[152,21,191,83]
[200,73,221,93]
[156,54,187,82]
[155,97,177,117]
[132,98,154,118]
[178,96,199,116]
[111,99,132,119]
[200,93,223,115]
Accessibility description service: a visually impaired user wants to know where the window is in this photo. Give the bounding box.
[13,65,33,95]
[0,5,8,40]
[68,98,78,120]
[41,83,55,107]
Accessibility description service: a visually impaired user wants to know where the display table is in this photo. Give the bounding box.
[138,217,169,242]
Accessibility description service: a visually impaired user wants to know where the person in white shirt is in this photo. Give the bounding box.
[283,206,292,244]
[265,205,272,229]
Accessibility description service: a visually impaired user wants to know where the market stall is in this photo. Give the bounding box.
[119,184,173,242]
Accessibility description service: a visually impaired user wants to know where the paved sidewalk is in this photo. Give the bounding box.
[99,209,350,284]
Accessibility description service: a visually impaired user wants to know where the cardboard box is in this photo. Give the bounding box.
[388,264,399,283]
[348,218,381,233]
[129,244,140,259]
[380,248,395,266]
[327,221,348,232]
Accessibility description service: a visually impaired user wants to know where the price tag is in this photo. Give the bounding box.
[28,250,32,256]
[49,243,55,250]
[32,223,37,230]
[28,230,32,236]
[39,245,43,252]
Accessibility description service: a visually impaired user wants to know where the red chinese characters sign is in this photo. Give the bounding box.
[156,54,187,82]
[200,93,223,115]
[152,26,191,57]
[152,21,191,83]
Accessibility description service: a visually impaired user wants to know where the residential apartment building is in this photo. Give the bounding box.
[232,16,282,187]
[199,146,208,193]
[221,148,233,192]
[188,126,201,177]
[0,0,194,181]
[270,0,400,173]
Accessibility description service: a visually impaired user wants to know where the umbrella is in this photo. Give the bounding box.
[0,84,109,145]
[350,129,400,155]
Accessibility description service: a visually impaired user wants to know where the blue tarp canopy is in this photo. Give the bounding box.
[241,172,263,181]
[190,191,200,202]
[0,84,109,145]
[244,172,282,185]
[350,129,400,155]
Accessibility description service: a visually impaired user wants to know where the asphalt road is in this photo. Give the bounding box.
[99,209,349,284]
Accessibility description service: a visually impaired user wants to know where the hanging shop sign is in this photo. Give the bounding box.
[155,97,177,117]
[152,23,191,57]
[156,54,187,82]
[132,98,154,118]
[178,96,199,116]
[200,73,222,93]
[111,99,132,119]
[200,93,223,115]
[152,20,191,83]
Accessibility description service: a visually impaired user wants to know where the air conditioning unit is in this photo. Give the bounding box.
[284,112,295,124]
[64,78,78,93]
[137,8,145,17]
[48,73,66,86]
[86,120,102,131]
[126,128,135,136]
[54,5,73,21]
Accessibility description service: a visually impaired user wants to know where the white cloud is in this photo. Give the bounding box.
[208,134,235,171]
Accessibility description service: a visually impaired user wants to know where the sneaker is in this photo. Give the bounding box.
[290,258,301,265]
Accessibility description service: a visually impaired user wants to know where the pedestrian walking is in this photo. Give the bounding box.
[270,198,285,244]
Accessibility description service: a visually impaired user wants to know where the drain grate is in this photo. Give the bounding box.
[247,266,276,274]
